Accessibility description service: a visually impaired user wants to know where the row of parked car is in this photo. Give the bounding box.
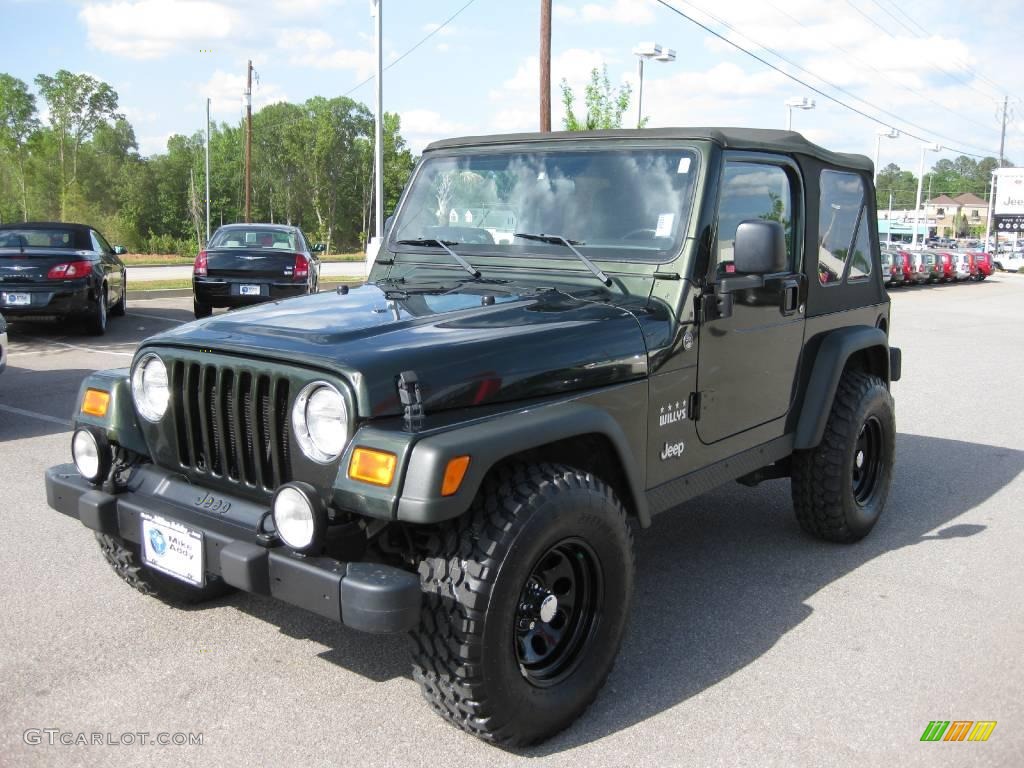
[881,248,993,287]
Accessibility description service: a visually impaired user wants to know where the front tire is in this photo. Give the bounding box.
[791,371,895,543]
[95,533,233,605]
[411,463,635,746]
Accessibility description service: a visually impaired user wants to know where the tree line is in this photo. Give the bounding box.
[0,70,415,254]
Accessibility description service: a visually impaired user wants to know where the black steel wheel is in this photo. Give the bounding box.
[791,371,895,543]
[411,463,634,746]
[515,538,602,687]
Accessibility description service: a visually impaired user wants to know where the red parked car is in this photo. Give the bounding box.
[896,250,914,285]
[970,251,993,280]
[935,251,955,282]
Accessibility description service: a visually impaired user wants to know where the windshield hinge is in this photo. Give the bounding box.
[397,370,425,432]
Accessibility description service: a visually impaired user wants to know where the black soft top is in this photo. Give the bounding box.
[425,127,872,173]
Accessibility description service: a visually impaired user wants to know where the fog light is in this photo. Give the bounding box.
[72,428,110,484]
[272,482,325,552]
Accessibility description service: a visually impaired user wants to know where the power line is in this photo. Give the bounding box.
[240,0,480,135]
[760,0,997,140]
[654,0,991,159]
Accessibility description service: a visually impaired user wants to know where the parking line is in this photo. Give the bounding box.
[17,336,135,358]
[127,311,186,324]
[0,403,71,428]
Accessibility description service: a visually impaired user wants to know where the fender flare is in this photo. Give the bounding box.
[794,326,890,451]
[395,401,650,526]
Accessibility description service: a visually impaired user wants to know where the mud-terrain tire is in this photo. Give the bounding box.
[411,463,635,746]
[95,532,234,605]
[791,371,895,543]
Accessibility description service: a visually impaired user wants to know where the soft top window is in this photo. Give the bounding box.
[0,228,83,250]
[211,228,298,250]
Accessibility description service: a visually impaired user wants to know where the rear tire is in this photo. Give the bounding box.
[411,463,635,746]
[194,299,213,319]
[86,288,108,335]
[95,532,233,605]
[791,371,895,543]
[111,280,126,317]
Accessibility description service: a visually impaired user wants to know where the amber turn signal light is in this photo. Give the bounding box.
[441,455,471,497]
[81,389,110,417]
[348,447,397,486]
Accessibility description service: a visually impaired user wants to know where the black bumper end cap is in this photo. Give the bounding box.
[79,489,119,535]
[341,562,422,634]
[220,541,271,595]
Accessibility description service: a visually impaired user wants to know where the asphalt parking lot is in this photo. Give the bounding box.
[1,279,1022,767]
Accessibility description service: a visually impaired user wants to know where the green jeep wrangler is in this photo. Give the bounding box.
[46,128,901,746]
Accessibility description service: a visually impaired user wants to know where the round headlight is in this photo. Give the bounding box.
[131,353,169,422]
[272,484,323,551]
[292,382,348,463]
[72,428,110,484]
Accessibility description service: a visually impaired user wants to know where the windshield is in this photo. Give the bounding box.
[0,228,84,251]
[210,227,299,250]
[391,147,699,262]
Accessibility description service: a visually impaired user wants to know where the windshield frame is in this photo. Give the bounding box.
[386,139,706,270]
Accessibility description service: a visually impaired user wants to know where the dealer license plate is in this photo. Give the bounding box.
[140,512,204,586]
[2,293,30,306]
[240,284,261,296]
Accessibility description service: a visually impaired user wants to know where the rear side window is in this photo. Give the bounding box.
[818,170,872,285]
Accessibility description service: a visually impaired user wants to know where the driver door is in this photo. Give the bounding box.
[696,155,806,445]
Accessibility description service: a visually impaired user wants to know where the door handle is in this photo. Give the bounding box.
[781,278,800,316]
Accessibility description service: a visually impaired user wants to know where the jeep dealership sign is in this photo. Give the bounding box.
[994,167,1024,215]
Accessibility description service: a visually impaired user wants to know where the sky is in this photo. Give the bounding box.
[1,0,1022,183]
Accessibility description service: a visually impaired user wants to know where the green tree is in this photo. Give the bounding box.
[34,70,122,217]
[875,163,918,209]
[560,66,633,131]
[0,74,40,220]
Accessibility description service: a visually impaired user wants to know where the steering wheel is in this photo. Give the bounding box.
[621,228,657,241]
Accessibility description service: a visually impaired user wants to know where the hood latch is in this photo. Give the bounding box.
[397,370,424,432]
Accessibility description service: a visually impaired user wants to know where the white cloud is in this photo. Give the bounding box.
[276,27,376,77]
[556,0,656,25]
[79,1,236,59]
[271,0,344,16]
[400,109,473,152]
[137,131,174,157]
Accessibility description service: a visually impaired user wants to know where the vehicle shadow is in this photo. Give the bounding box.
[214,433,1023,743]
[0,364,90,440]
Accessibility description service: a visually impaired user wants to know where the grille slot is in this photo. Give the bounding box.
[170,360,290,491]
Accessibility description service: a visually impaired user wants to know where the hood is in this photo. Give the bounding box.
[145,283,651,417]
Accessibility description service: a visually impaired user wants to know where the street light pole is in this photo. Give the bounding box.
[873,128,900,186]
[373,0,383,243]
[633,42,674,128]
[914,142,941,247]
[205,97,211,243]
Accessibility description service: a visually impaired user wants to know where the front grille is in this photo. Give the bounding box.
[170,361,291,491]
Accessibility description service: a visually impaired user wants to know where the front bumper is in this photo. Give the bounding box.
[0,282,93,317]
[45,463,421,633]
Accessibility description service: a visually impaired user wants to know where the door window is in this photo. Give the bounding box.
[715,162,793,274]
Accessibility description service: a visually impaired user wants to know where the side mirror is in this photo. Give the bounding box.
[733,220,786,274]
[312,243,326,253]
[112,245,127,255]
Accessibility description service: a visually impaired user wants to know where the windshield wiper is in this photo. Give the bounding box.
[395,238,480,279]
[513,233,612,287]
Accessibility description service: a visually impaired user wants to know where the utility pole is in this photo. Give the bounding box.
[244,59,253,223]
[205,97,211,242]
[540,0,551,131]
[984,171,996,249]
